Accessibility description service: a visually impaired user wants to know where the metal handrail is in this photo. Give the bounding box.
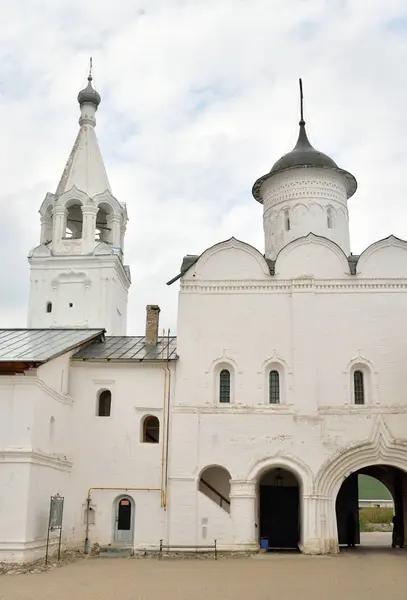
[200,478,230,507]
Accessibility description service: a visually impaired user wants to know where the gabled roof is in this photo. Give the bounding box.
[0,329,105,369]
[73,335,178,362]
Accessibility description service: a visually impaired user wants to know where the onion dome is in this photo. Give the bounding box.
[77,74,101,108]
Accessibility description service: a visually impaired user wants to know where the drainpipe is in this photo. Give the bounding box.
[161,330,168,508]
[164,329,172,509]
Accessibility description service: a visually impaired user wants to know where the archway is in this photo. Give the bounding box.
[258,468,301,550]
[336,465,404,550]
[199,465,231,513]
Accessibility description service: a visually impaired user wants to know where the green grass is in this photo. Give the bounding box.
[358,475,392,500]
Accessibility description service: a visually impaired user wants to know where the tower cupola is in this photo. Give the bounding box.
[252,80,357,260]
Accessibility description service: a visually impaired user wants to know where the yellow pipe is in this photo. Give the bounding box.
[163,328,171,510]
[160,329,167,508]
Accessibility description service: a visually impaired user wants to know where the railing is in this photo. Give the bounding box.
[200,478,230,510]
[159,539,217,560]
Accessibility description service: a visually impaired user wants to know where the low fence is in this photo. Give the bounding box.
[158,539,217,560]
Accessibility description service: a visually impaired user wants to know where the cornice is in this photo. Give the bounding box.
[180,277,407,293]
[172,405,295,415]
[28,254,131,288]
[0,375,73,406]
[318,405,407,415]
[0,447,73,471]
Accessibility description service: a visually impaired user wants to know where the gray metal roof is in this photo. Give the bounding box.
[252,121,357,202]
[0,329,104,364]
[73,336,178,362]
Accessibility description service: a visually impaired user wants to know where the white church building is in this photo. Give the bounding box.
[1,74,407,562]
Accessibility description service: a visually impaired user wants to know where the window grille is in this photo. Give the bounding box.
[269,370,280,404]
[354,370,365,405]
[219,370,231,403]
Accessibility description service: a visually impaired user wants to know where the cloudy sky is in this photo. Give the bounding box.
[1,0,407,334]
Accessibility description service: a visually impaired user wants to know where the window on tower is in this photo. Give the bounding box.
[284,209,290,231]
[46,301,52,313]
[327,207,334,229]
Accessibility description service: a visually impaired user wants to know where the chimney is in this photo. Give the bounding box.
[145,305,161,345]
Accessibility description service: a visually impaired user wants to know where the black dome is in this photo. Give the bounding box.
[270,121,338,173]
[252,120,357,202]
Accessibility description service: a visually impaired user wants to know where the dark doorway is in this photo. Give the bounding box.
[336,465,405,551]
[259,468,300,550]
[118,498,131,530]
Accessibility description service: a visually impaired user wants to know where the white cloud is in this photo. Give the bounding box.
[1,0,407,333]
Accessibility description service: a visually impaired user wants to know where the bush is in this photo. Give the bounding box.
[359,507,393,529]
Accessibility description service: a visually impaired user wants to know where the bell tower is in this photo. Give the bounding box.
[28,64,130,335]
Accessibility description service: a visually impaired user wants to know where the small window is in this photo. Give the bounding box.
[69,302,73,308]
[98,390,112,417]
[284,210,290,231]
[142,416,160,443]
[327,207,334,229]
[269,370,280,404]
[46,301,52,313]
[219,369,231,403]
[354,370,365,405]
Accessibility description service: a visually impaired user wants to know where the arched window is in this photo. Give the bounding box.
[219,369,231,403]
[354,370,365,405]
[327,207,334,229]
[142,416,160,443]
[284,209,290,231]
[97,390,112,417]
[269,370,280,404]
[46,301,52,313]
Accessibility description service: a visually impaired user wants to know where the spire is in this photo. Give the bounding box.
[55,61,111,198]
[252,78,357,202]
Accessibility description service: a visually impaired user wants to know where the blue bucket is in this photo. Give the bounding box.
[260,537,268,550]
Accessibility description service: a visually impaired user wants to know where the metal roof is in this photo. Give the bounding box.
[0,329,104,364]
[73,336,178,362]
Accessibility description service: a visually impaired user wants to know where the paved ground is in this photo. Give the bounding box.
[1,548,407,600]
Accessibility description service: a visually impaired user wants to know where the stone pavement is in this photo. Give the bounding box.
[1,550,407,600]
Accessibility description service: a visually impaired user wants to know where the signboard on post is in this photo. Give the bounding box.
[50,494,64,529]
[45,494,64,564]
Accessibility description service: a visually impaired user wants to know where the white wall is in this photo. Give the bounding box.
[27,254,129,335]
[66,361,174,550]
[261,168,351,259]
[169,236,407,551]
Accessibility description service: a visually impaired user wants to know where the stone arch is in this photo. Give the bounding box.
[198,464,232,512]
[246,454,313,495]
[316,435,407,500]
[314,425,407,552]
